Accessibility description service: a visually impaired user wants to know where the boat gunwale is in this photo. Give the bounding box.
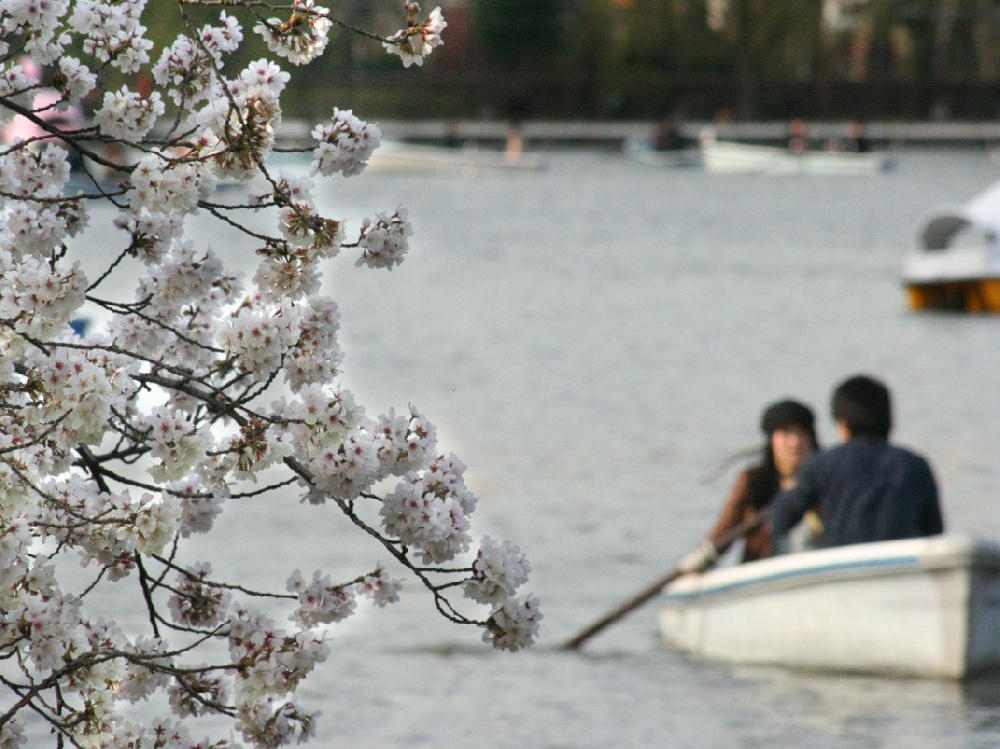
[659,536,1000,605]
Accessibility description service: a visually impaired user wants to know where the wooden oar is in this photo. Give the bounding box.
[561,510,768,651]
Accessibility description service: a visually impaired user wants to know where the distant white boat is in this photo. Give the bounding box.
[622,138,701,168]
[658,535,1000,679]
[699,129,889,176]
[901,180,1000,312]
[367,141,546,175]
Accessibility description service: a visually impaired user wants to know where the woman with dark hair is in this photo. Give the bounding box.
[679,399,818,573]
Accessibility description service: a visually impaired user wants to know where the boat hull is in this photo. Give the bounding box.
[901,183,1000,312]
[904,278,1000,312]
[622,138,702,168]
[368,141,546,174]
[700,135,887,176]
[901,243,1000,313]
[658,536,1000,679]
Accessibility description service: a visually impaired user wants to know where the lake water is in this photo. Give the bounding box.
[25,148,1000,747]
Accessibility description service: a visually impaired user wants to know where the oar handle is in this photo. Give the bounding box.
[561,510,769,651]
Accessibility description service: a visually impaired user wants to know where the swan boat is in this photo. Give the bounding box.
[658,535,1000,679]
[699,130,889,176]
[901,180,1000,312]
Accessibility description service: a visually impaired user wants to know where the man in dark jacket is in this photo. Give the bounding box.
[770,374,944,549]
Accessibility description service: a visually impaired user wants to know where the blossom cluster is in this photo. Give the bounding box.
[1,0,70,66]
[55,56,98,102]
[168,563,232,628]
[227,607,330,702]
[197,57,290,178]
[152,12,243,106]
[286,569,357,627]
[357,564,403,607]
[218,298,302,381]
[484,595,543,652]
[380,453,478,563]
[464,537,532,605]
[356,206,413,270]
[383,2,447,68]
[311,108,381,177]
[70,0,154,73]
[0,252,87,339]
[0,2,539,747]
[128,152,216,213]
[254,0,332,66]
[94,85,165,141]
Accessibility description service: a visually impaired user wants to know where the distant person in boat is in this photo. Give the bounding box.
[841,119,870,153]
[786,118,808,153]
[677,399,819,574]
[653,116,687,152]
[505,120,524,163]
[444,118,463,149]
[770,374,944,552]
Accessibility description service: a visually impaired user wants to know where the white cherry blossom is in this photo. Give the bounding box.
[0,716,26,748]
[484,595,543,651]
[380,454,477,562]
[311,108,381,177]
[383,3,447,68]
[168,563,232,628]
[1,1,71,65]
[153,13,242,106]
[287,569,357,627]
[356,564,403,607]
[55,56,97,102]
[254,0,332,66]
[127,152,215,214]
[94,85,164,141]
[356,206,413,270]
[68,0,153,73]
[464,536,532,605]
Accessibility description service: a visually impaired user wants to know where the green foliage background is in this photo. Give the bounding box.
[34,1,1000,121]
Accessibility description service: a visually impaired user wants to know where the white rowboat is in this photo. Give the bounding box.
[699,129,889,176]
[367,141,546,175]
[658,535,1000,679]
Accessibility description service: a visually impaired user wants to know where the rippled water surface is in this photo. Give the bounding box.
[39,149,1000,746]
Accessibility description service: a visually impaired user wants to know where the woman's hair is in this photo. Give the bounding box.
[746,399,819,509]
[745,448,782,510]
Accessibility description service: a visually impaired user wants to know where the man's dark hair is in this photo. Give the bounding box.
[831,374,892,438]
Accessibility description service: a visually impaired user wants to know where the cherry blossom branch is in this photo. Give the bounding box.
[0,4,539,746]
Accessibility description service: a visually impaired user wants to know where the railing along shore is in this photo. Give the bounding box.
[276,119,1000,150]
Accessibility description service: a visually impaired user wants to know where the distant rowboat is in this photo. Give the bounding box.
[658,535,1000,679]
[367,141,546,175]
[622,138,701,168]
[699,129,889,176]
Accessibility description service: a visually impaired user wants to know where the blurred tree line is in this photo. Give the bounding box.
[135,1,1000,121]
